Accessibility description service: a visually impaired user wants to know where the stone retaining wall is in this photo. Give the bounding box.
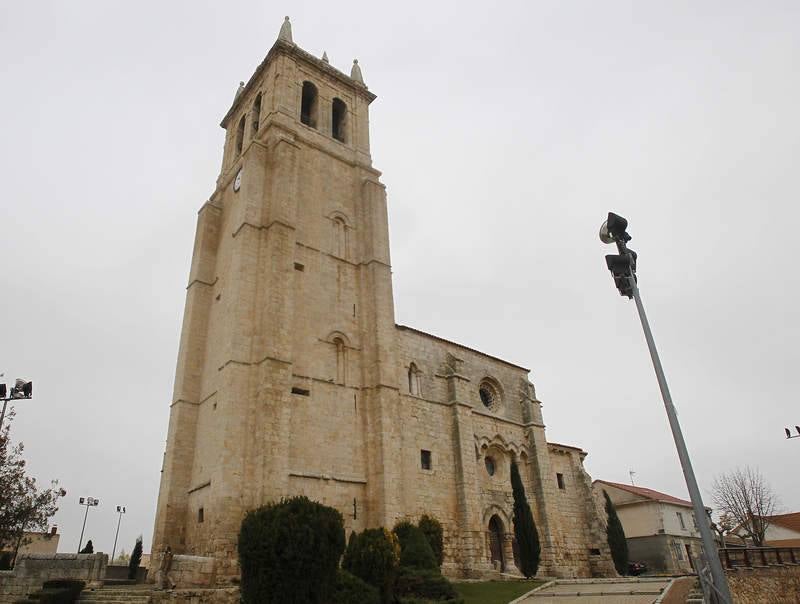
[727,565,800,604]
[0,553,107,603]
[150,587,240,604]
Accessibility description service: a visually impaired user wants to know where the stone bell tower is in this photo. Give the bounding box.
[151,17,404,573]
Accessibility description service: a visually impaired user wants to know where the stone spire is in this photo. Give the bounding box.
[350,59,364,84]
[278,16,293,43]
[233,81,245,101]
[322,51,329,63]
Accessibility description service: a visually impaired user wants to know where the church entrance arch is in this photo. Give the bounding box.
[488,515,505,571]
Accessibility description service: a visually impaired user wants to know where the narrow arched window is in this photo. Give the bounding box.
[332,98,347,143]
[333,217,347,259]
[408,363,421,396]
[301,81,318,128]
[251,93,262,136]
[333,337,346,384]
[235,115,245,155]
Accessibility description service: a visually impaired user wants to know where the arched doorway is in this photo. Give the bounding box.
[488,515,505,571]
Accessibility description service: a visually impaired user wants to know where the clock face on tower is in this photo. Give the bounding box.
[233,169,242,192]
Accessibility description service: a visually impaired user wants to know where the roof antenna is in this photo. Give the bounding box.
[629,470,636,486]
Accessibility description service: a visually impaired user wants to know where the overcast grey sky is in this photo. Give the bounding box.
[1,1,798,556]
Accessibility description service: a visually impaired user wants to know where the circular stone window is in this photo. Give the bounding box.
[484,456,496,476]
[479,380,501,412]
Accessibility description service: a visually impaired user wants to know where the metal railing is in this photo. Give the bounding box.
[719,546,800,568]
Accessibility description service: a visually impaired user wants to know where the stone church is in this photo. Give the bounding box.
[152,17,615,579]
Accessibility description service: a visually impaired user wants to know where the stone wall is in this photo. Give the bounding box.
[151,587,240,604]
[727,565,800,604]
[0,553,107,603]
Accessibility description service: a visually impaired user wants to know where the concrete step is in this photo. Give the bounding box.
[77,586,152,603]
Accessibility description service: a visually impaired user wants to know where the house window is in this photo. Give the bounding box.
[251,93,262,135]
[332,216,348,259]
[332,98,347,142]
[420,450,432,470]
[672,541,684,560]
[556,473,565,490]
[301,81,319,128]
[235,115,245,155]
[484,456,496,476]
[478,378,502,412]
[677,512,686,530]
[198,507,204,523]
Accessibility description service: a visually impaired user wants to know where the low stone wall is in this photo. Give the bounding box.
[150,587,240,604]
[727,565,800,604]
[0,553,107,603]
[159,555,218,589]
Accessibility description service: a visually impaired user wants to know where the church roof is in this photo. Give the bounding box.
[395,324,530,372]
[594,480,694,508]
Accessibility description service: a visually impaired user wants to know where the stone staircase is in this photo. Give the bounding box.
[78,584,153,604]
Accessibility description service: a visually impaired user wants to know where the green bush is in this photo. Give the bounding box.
[510,462,540,578]
[393,522,437,571]
[238,496,345,604]
[418,515,444,567]
[341,528,399,604]
[394,568,461,602]
[128,535,143,580]
[332,569,380,604]
[604,490,629,575]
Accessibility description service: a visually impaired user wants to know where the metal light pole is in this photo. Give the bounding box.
[0,378,33,427]
[77,497,99,553]
[599,213,733,604]
[111,506,126,564]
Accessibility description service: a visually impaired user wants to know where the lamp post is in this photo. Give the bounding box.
[77,497,99,553]
[111,506,126,564]
[0,378,33,427]
[599,212,733,604]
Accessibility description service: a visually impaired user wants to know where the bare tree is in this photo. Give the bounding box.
[712,466,777,547]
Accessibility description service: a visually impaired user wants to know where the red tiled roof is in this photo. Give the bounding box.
[766,512,800,534]
[595,480,693,508]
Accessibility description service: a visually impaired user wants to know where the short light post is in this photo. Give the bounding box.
[77,497,99,553]
[111,506,126,564]
[599,212,733,604]
[0,378,33,427]
[785,426,800,440]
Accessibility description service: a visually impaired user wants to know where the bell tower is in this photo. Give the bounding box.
[152,17,403,573]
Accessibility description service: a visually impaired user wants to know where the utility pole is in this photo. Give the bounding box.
[111,505,126,564]
[0,379,33,427]
[599,212,732,604]
[77,497,99,553]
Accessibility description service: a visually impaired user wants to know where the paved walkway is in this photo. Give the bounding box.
[515,578,672,604]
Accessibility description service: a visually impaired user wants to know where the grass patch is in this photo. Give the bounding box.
[454,580,544,604]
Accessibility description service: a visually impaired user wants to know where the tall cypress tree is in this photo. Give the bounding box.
[603,490,629,575]
[510,462,540,578]
[128,535,143,580]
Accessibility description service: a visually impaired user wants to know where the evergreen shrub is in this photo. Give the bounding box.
[604,490,629,575]
[238,496,345,604]
[394,568,462,602]
[418,515,444,567]
[393,522,437,571]
[341,527,399,604]
[510,462,541,578]
[332,569,380,604]
[128,536,143,580]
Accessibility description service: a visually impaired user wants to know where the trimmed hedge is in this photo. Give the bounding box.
[341,528,399,604]
[238,496,345,604]
[333,569,380,604]
[393,522,437,571]
[394,568,462,603]
[418,515,444,567]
